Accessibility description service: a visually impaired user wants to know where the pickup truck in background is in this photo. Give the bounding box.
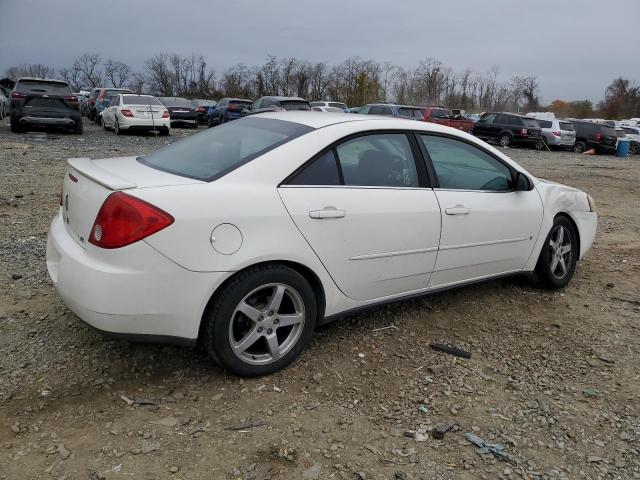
[420,106,474,133]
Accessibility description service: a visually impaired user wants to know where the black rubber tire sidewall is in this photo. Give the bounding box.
[74,120,83,134]
[573,142,586,153]
[203,265,317,377]
[534,216,578,289]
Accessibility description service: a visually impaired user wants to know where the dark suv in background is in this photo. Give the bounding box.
[207,98,252,127]
[10,78,82,134]
[571,120,618,153]
[472,112,542,148]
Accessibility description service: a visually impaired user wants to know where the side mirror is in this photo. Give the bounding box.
[514,171,532,191]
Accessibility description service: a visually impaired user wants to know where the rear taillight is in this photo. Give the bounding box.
[196,106,206,112]
[64,95,78,103]
[595,132,602,142]
[227,105,237,112]
[11,92,26,99]
[520,128,527,136]
[162,110,169,118]
[120,109,134,117]
[552,131,561,137]
[89,192,174,249]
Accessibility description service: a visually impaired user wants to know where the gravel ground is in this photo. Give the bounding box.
[0,118,639,480]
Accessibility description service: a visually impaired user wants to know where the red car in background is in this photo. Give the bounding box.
[420,106,474,133]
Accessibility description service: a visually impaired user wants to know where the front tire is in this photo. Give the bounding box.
[534,216,578,289]
[202,265,317,377]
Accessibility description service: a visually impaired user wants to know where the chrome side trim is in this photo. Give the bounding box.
[439,237,528,251]
[349,246,438,261]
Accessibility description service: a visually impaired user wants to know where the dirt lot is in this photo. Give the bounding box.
[0,118,639,480]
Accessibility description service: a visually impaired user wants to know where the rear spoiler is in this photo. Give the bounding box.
[67,158,136,190]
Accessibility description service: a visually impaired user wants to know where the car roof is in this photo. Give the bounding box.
[262,96,307,102]
[249,110,468,131]
[17,77,69,84]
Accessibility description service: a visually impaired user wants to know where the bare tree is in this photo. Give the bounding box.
[128,71,147,94]
[104,59,132,88]
[59,66,83,91]
[73,53,103,88]
[5,63,56,81]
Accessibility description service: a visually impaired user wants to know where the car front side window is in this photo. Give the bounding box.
[419,135,513,191]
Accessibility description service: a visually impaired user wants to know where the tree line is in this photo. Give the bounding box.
[4,53,639,118]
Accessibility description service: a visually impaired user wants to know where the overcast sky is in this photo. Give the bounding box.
[2,0,638,103]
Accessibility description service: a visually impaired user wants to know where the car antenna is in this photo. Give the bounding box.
[148,93,157,137]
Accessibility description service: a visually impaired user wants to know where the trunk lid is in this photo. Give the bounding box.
[62,157,202,248]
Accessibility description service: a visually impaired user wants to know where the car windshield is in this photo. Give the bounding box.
[16,80,71,96]
[559,121,574,131]
[398,107,424,119]
[139,117,313,181]
[123,96,161,106]
[160,97,191,107]
[280,100,310,111]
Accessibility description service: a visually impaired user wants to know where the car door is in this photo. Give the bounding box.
[417,134,543,288]
[278,132,441,301]
[473,113,497,138]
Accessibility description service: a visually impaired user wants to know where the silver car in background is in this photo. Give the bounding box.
[537,118,576,149]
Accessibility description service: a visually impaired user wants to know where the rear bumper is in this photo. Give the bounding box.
[18,116,77,126]
[544,135,575,147]
[119,115,170,130]
[46,212,230,341]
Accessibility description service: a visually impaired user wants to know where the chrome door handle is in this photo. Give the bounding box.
[445,205,471,215]
[309,207,346,219]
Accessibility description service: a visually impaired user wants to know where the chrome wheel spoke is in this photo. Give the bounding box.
[559,244,571,255]
[558,257,567,276]
[556,227,564,245]
[267,285,286,313]
[277,313,304,328]
[237,301,262,322]
[550,255,559,273]
[233,327,261,354]
[266,334,281,361]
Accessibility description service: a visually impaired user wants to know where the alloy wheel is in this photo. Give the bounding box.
[229,283,305,365]
[549,225,572,279]
[499,134,511,147]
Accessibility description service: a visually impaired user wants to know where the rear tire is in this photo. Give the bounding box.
[534,216,579,289]
[73,120,83,135]
[10,118,23,133]
[114,118,120,136]
[630,142,640,155]
[160,127,169,136]
[534,139,545,150]
[573,141,586,153]
[202,264,317,377]
[498,133,512,147]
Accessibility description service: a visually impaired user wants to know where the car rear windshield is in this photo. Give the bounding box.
[559,121,574,131]
[160,97,191,107]
[522,118,540,128]
[398,107,424,119]
[192,99,216,107]
[16,80,72,96]
[280,101,310,111]
[537,120,552,128]
[138,117,313,182]
[123,96,161,105]
[599,125,617,136]
[430,108,450,118]
[329,102,347,110]
[229,100,252,106]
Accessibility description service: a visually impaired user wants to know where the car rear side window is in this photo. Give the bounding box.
[288,150,341,186]
[16,80,72,96]
[336,133,419,187]
[559,121,574,131]
[419,135,512,191]
[139,117,313,182]
[399,108,423,119]
[537,120,552,128]
[430,108,449,118]
[523,118,540,128]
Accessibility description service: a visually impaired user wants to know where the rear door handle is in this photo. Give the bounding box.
[445,205,471,215]
[309,207,346,219]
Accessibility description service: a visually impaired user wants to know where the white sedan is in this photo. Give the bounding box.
[47,112,597,376]
[101,94,170,136]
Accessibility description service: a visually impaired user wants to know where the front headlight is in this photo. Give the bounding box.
[587,194,596,212]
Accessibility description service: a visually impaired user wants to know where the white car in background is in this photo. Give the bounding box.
[621,125,640,154]
[311,106,344,112]
[47,112,597,376]
[101,94,170,136]
[310,101,348,112]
